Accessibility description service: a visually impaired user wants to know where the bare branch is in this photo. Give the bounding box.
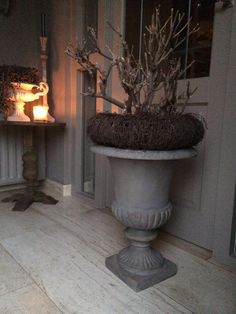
[66,7,198,115]
[82,91,126,110]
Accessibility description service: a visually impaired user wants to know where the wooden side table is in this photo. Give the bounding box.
[0,121,66,211]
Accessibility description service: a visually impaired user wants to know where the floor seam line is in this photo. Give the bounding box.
[0,281,33,299]
[155,287,196,314]
[0,243,63,314]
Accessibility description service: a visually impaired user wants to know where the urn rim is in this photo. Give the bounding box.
[91,145,197,161]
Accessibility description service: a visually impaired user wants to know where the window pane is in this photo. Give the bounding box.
[142,0,189,28]
[142,0,189,70]
[81,0,98,197]
[125,0,141,60]
[125,0,215,79]
[82,72,96,197]
[126,0,189,63]
[187,0,215,78]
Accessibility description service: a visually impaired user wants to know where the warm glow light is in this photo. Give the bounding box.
[33,105,48,121]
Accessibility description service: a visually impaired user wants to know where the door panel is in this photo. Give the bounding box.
[165,105,212,249]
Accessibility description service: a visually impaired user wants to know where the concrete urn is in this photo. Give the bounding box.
[91,145,196,291]
[8,82,49,122]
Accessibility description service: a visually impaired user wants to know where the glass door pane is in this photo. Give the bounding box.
[187,0,215,78]
[81,0,98,197]
[125,0,215,78]
[82,73,96,196]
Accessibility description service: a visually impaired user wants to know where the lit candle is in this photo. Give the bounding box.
[41,13,46,37]
[33,105,48,121]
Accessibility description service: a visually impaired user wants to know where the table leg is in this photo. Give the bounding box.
[2,126,58,211]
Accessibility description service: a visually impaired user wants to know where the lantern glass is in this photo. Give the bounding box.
[33,105,48,121]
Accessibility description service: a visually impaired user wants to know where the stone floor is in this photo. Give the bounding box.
[0,189,235,314]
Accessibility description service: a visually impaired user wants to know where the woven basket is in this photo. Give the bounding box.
[87,112,205,150]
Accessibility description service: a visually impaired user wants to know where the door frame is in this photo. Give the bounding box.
[209,3,236,268]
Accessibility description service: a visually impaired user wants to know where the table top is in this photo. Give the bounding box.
[0,121,66,128]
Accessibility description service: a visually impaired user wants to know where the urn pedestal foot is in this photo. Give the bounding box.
[106,227,177,291]
[7,102,30,122]
[106,254,177,292]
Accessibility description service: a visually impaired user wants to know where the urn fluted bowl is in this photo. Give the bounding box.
[8,82,49,121]
[91,145,196,291]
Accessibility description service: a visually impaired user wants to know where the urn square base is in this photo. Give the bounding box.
[106,254,177,292]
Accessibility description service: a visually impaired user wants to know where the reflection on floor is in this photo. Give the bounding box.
[0,189,235,314]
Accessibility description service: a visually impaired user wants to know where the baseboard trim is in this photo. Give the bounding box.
[44,179,72,197]
[0,179,72,197]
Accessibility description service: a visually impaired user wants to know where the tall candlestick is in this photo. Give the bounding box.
[40,33,55,122]
[41,13,46,37]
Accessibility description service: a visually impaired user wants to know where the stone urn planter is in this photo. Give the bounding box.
[92,145,196,291]
[8,82,49,122]
[66,6,205,292]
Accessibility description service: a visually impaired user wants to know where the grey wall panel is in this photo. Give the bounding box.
[0,0,46,187]
[0,127,24,186]
[0,126,46,186]
[44,0,75,185]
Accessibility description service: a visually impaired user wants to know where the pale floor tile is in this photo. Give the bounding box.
[0,284,61,314]
[35,206,236,314]
[0,244,32,297]
[153,240,236,314]
[33,206,127,257]
[0,202,56,241]
[208,256,236,274]
[0,191,235,314]
[34,224,189,314]
[41,186,96,209]
[1,225,190,314]
[158,231,212,260]
[33,194,95,223]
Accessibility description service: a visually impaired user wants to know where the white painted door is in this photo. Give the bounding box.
[164,4,235,250]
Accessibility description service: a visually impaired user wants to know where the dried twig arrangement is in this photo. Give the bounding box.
[0,65,39,85]
[0,73,11,114]
[0,65,40,115]
[66,8,198,115]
